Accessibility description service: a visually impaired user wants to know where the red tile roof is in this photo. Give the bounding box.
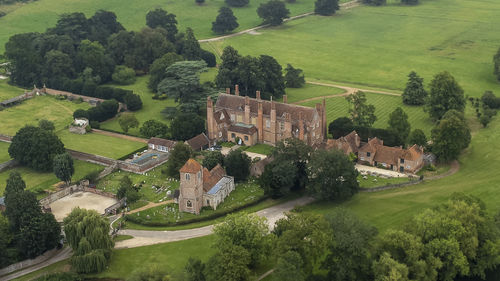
[186,133,211,151]
[202,164,226,192]
[179,159,202,174]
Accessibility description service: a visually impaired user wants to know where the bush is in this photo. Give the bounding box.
[83,170,101,183]
[112,65,136,85]
[201,49,217,67]
[123,92,143,111]
[89,120,100,129]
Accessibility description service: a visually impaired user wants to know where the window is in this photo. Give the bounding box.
[266,120,270,128]
[367,152,371,157]
[185,174,190,181]
[207,200,210,205]
[219,132,222,137]
[230,114,235,121]
[198,172,201,179]
[400,159,405,164]
[231,133,236,139]
[187,200,192,208]
[244,136,249,141]
[280,122,285,131]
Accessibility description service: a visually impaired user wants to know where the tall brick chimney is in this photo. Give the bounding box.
[299,112,304,141]
[207,97,215,139]
[235,84,240,96]
[256,91,261,100]
[283,95,288,104]
[271,99,277,144]
[258,102,264,143]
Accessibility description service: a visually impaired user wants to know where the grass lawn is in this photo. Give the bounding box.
[57,130,145,159]
[12,259,70,281]
[0,0,324,54]
[0,79,25,101]
[358,174,411,189]
[301,115,500,233]
[0,141,11,163]
[284,83,346,103]
[205,0,500,98]
[0,160,103,197]
[0,95,90,136]
[301,92,434,135]
[127,182,264,225]
[97,162,180,203]
[100,75,177,136]
[243,143,274,155]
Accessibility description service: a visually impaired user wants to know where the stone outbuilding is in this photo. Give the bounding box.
[148,137,177,153]
[69,118,89,134]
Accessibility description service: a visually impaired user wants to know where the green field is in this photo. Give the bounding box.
[0,79,25,101]
[0,160,103,196]
[242,143,274,155]
[0,141,10,163]
[0,0,327,54]
[301,92,434,135]
[204,0,500,97]
[358,174,411,189]
[0,95,90,136]
[100,75,177,136]
[284,83,346,103]
[57,130,145,159]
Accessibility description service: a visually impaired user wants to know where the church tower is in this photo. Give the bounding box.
[178,159,204,214]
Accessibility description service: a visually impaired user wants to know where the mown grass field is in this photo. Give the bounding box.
[204,0,500,97]
[57,130,145,159]
[284,83,345,103]
[0,0,331,53]
[100,75,177,136]
[0,79,24,101]
[0,95,90,136]
[0,141,10,163]
[301,92,434,135]
[0,160,103,197]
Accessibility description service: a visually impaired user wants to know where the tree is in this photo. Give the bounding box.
[203,151,224,170]
[127,27,175,72]
[185,258,206,281]
[183,28,202,60]
[260,160,297,198]
[408,129,427,147]
[274,251,306,281]
[148,52,183,92]
[118,113,140,133]
[328,117,354,139]
[426,71,465,120]
[431,110,471,162]
[145,8,178,41]
[140,119,169,138]
[401,0,418,5]
[73,109,89,119]
[274,213,331,274]
[223,149,251,182]
[117,176,140,203]
[215,46,242,91]
[38,119,55,131]
[225,0,249,7]
[63,208,114,273]
[258,55,286,99]
[157,61,207,103]
[0,214,15,268]
[166,142,193,178]
[322,209,378,281]
[284,64,305,88]
[493,47,500,81]
[481,91,500,109]
[346,91,377,127]
[170,112,205,141]
[388,107,411,143]
[213,213,271,268]
[53,153,75,184]
[5,32,44,87]
[124,92,143,111]
[112,65,136,85]
[205,242,251,281]
[307,149,359,201]
[479,115,492,128]
[43,50,75,83]
[373,252,411,281]
[88,10,124,44]
[9,126,65,172]
[402,71,427,105]
[314,0,340,16]
[76,40,115,83]
[257,1,290,26]
[271,138,312,191]
[212,7,239,34]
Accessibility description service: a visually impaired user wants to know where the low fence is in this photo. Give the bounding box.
[359,178,423,193]
[83,187,116,199]
[0,134,12,142]
[0,159,17,173]
[67,149,116,166]
[39,184,80,206]
[0,248,59,277]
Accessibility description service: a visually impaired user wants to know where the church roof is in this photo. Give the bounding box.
[203,164,226,192]
[207,176,233,195]
[179,159,202,173]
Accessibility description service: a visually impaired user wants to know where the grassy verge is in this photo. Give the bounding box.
[0,79,25,101]
[358,174,411,189]
[242,143,274,155]
[0,160,104,197]
[11,259,70,281]
[113,235,133,242]
[284,83,346,103]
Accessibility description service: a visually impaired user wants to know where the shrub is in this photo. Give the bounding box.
[112,65,136,85]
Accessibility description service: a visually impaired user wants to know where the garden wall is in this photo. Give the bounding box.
[359,178,423,193]
[0,134,12,142]
[39,184,81,206]
[0,248,60,276]
[67,149,116,166]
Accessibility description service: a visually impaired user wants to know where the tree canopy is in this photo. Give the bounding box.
[425,71,465,120]
[284,64,305,88]
[148,52,184,92]
[431,110,471,162]
[224,149,251,182]
[118,113,140,133]
[145,8,178,42]
[346,91,377,127]
[388,107,411,143]
[314,0,340,16]
[225,0,249,7]
[166,142,193,178]
[402,71,427,105]
[257,1,290,26]
[408,129,427,147]
[53,153,75,184]
[140,119,169,138]
[170,112,206,141]
[157,60,207,103]
[212,7,239,34]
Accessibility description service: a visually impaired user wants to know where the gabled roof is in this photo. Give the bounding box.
[179,159,202,174]
[148,137,177,149]
[207,176,233,195]
[186,133,210,151]
[214,109,231,125]
[402,144,424,161]
[359,137,383,153]
[373,146,404,166]
[203,164,226,192]
[228,123,258,135]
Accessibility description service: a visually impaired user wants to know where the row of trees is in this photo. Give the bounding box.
[260,138,359,201]
[181,192,500,281]
[1,173,61,267]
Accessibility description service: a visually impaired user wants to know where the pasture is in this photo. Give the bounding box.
[0,160,103,197]
[204,0,500,97]
[0,79,24,101]
[100,75,177,136]
[0,141,10,163]
[0,95,90,136]
[0,0,327,53]
[284,83,345,103]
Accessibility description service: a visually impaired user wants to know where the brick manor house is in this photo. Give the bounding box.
[206,85,327,146]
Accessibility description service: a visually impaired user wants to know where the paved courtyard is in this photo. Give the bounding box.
[49,191,118,221]
[355,164,408,178]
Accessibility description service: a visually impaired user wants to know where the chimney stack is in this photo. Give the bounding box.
[256,91,261,100]
[283,95,288,104]
[235,84,240,96]
[226,88,230,95]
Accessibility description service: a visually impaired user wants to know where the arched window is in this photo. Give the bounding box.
[185,174,190,180]
[187,200,192,208]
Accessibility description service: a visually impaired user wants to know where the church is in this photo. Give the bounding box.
[178,159,235,215]
[206,85,327,147]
